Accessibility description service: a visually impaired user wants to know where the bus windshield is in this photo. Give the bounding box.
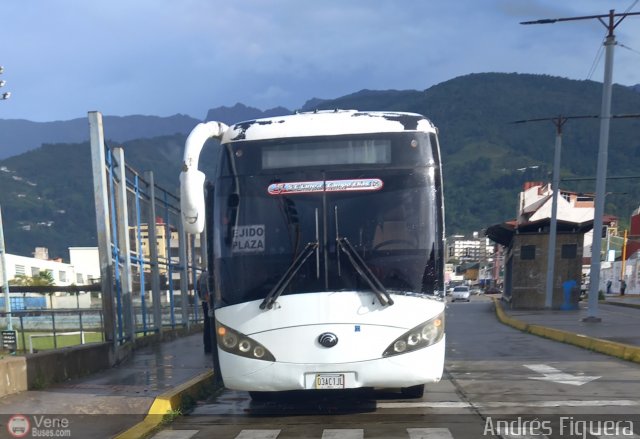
[212,132,443,307]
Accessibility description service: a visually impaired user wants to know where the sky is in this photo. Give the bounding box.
[1,0,639,122]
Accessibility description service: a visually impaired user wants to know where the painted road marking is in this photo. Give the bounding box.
[376,400,638,409]
[234,430,281,439]
[524,364,600,386]
[407,427,455,438]
[150,430,199,439]
[594,434,640,439]
[321,429,364,439]
[190,399,639,414]
[497,428,549,439]
[151,427,640,439]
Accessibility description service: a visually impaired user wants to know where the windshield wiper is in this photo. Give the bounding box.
[336,237,394,306]
[260,241,319,310]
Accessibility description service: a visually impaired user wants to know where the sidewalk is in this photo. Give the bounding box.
[0,333,215,438]
[495,295,640,363]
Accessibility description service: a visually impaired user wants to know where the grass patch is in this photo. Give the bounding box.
[10,330,104,353]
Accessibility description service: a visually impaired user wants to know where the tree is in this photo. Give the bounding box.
[9,271,56,308]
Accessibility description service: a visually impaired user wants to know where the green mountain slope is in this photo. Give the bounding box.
[308,73,640,233]
[1,73,639,258]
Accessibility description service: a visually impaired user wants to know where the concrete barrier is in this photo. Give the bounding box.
[26,342,112,391]
[492,298,640,364]
[0,356,28,396]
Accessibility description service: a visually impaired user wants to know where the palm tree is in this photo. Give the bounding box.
[9,271,56,308]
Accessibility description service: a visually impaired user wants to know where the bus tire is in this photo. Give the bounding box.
[249,391,273,401]
[400,384,424,398]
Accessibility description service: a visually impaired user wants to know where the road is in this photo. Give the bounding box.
[152,296,640,438]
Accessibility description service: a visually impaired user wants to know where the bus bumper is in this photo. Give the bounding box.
[217,335,445,392]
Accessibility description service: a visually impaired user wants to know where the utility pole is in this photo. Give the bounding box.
[512,115,595,309]
[0,66,12,329]
[0,206,12,330]
[522,9,640,322]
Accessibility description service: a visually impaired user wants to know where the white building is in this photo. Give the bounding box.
[516,181,620,263]
[69,247,101,284]
[0,247,100,308]
[446,233,493,262]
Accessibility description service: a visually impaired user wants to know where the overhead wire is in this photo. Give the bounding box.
[617,42,640,56]
[623,0,639,15]
[586,40,605,80]
[586,0,639,79]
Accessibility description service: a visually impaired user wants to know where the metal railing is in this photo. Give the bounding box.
[1,301,205,354]
[0,308,104,354]
[89,112,205,351]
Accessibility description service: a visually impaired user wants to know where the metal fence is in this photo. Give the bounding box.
[89,112,204,348]
[1,299,205,354]
[0,308,104,354]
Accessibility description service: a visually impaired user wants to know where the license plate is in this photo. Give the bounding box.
[315,373,345,389]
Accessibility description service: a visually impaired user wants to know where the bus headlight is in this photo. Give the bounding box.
[382,312,445,357]
[216,322,276,362]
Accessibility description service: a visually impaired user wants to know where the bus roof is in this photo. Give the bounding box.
[221,110,436,143]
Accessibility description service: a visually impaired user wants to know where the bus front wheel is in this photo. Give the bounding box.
[249,391,273,401]
[400,384,424,398]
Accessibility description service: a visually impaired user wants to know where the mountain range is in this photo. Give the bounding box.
[1,72,640,259]
[0,107,296,160]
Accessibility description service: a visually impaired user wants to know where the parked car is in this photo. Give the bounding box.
[470,287,483,295]
[451,286,471,302]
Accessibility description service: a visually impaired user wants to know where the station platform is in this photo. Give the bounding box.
[0,332,214,438]
[495,294,640,362]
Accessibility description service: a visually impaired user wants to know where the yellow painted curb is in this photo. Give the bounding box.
[564,333,593,350]
[591,340,627,358]
[492,298,640,364]
[115,370,215,439]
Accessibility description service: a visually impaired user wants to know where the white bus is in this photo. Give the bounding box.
[180,110,446,399]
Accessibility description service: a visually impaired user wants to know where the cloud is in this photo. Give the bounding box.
[1,0,638,121]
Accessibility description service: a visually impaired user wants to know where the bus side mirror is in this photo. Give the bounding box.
[180,169,206,234]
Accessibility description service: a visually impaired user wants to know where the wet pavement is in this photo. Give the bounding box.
[0,332,212,438]
[1,295,638,438]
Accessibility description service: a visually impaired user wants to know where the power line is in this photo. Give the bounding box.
[623,0,639,15]
[617,42,640,56]
[587,41,605,80]
[562,175,640,182]
[521,11,640,29]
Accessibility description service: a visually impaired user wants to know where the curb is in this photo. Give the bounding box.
[601,300,640,310]
[492,298,640,364]
[114,370,215,439]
